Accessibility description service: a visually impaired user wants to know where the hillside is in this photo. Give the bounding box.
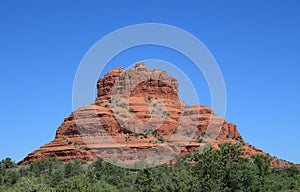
[19,62,294,169]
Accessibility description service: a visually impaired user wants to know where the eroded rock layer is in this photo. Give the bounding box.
[19,62,290,168]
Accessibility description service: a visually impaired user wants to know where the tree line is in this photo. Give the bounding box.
[0,143,299,191]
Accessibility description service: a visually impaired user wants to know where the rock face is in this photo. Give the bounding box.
[19,62,291,168]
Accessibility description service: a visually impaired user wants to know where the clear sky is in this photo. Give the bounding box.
[0,0,299,164]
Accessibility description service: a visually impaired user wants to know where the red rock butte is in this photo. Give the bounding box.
[19,62,291,168]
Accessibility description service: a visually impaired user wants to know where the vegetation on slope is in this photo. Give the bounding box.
[1,143,299,192]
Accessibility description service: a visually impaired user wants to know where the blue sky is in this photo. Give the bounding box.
[0,0,299,163]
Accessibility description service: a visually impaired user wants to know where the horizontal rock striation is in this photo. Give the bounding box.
[19,62,291,168]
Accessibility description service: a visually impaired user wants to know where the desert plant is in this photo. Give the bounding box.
[124,136,130,142]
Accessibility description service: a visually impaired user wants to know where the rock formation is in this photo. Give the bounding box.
[19,62,292,168]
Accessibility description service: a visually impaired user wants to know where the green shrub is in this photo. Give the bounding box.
[1,142,299,191]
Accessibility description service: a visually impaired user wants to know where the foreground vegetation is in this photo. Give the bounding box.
[1,143,299,191]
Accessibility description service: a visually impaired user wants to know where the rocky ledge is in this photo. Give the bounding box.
[19,62,293,168]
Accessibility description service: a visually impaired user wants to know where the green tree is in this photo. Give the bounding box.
[135,168,159,192]
[0,158,15,169]
[192,142,261,191]
[253,154,271,177]
[63,159,83,178]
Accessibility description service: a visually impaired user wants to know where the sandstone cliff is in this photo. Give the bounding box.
[19,62,291,168]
